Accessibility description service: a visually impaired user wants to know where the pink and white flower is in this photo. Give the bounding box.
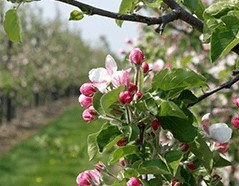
[79,94,92,108]
[80,82,96,97]
[126,177,143,186]
[82,107,97,122]
[89,55,130,92]
[76,169,102,186]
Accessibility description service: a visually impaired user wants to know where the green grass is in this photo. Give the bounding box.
[0,106,103,186]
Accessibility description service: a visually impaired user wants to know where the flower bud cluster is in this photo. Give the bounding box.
[79,82,98,122]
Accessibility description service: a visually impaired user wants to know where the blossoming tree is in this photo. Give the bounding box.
[3,0,239,185]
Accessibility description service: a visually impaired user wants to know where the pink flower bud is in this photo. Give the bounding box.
[76,171,91,186]
[171,179,180,186]
[136,92,143,99]
[151,120,160,131]
[94,162,106,172]
[119,91,133,104]
[82,108,97,122]
[117,138,127,146]
[215,142,229,154]
[231,116,239,128]
[126,177,143,186]
[165,63,172,69]
[120,159,126,167]
[128,83,138,94]
[233,98,239,107]
[80,82,96,97]
[76,169,102,186]
[119,49,126,55]
[79,94,93,108]
[180,143,189,152]
[142,62,149,73]
[186,162,196,171]
[125,38,132,44]
[129,48,144,65]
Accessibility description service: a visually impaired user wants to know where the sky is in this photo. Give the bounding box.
[25,0,139,55]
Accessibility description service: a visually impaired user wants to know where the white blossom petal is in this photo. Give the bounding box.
[89,68,111,83]
[202,113,210,122]
[209,123,232,143]
[105,55,117,76]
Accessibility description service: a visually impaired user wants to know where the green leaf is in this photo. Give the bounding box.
[177,90,198,105]
[69,10,84,21]
[152,68,206,94]
[159,100,187,119]
[210,15,239,62]
[189,134,213,172]
[109,145,138,164]
[87,132,99,161]
[213,152,231,167]
[203,0,239,19]
[93,92,104,115]
[129,123,140,141]
[182,0,205,20]
[145,97,159,115]
[116,0,135,27]
[101,86,124,115]
[159,108,197,142]
[4,9,21,42]
[183,0,198,12]
[138,159,170,175]
[165,150,183,176]
[144,0,163,9]
[97,123,122,152]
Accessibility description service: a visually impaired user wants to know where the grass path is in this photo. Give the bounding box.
[0,106,102,186]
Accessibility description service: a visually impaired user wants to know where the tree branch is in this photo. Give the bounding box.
[187,74,239,107]
[55,0,179,25]
[163,0,239,54]
[55,0,239,55]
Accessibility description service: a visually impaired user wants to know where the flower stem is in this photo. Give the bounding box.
[134,65,140,89]
[125,105,132,124]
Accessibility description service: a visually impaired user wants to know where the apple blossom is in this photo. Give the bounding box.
[80,82,96,97]
[89,55,117,92]
[129,48,144,65]
[89,55,131,91]
[142,62,149,73]
[231,116,239,128]
[209,123,232,143]
[186,162,196,171]
[128,83,138,94]
[126,177,143,186]
[201,113,210,135]
[82,107,97,122]
[117,138,127,146]
[215,142,229,154]
[151,120,160,131]
[76,169,102,186]
[111,69,131,88]
[120,159,126,167]
[171,178,180,186]
[233,98,239,107]
[79,94,92,108]
[180,143,189,152]
[135,92,143,99]
[119,91,133,104]
[94,162,106,172]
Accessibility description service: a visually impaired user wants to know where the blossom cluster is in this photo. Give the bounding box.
[79,48,148,122]
[77,48,238,186]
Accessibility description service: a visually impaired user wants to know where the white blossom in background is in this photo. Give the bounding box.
[209,123,232,143]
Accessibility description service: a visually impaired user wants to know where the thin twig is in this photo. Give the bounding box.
[55,0,179,25]
[188,75,239,107]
